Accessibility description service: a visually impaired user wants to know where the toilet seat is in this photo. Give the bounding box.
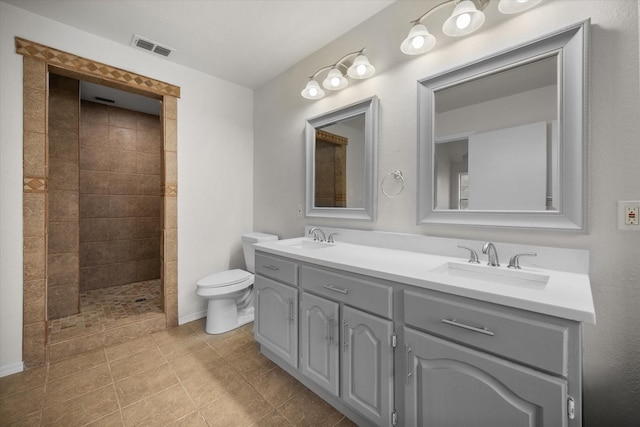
[195,269,254,297]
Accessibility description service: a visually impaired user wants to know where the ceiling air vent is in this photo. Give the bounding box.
[131,34,175,58]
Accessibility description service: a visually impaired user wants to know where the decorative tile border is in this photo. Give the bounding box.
[24,177,46,192]
[164,185,178,197]
[15,37,180,98]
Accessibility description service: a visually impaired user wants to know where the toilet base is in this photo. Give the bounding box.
[204,297,254,335]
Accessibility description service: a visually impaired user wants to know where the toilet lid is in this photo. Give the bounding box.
[197,269,252,288]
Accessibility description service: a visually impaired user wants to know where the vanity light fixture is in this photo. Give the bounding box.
[401,0,542,55]
[301,48,375,100]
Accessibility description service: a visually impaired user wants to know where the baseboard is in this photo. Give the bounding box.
[0,361,24,378]
[179,310,206,325]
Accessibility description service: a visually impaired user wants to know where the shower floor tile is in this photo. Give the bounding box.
[48,280,162,341]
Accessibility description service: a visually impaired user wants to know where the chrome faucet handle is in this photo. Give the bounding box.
[457,245,480,264]
[508,252,537,269]
[327,232,338,243]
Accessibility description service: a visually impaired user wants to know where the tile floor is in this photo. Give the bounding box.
[48,280,163,342]
[0,320,357,426]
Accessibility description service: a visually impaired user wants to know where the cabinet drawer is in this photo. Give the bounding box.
[300,265,392,318]
[255,252,297,286]
[404,289,569,376]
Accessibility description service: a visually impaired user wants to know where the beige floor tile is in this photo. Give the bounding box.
[42,385,119,427]
[121,383,195,426]
[180,362,248,408]
[224,347,276,381]
[105,335,157,362]
[109,347,166,381]
[156,332,210,361]
[84,410,125,426]
[249,409,294,426]
[249,366,305,407]
[151,323,196,347]
[167,345,224,380]
[0,384,45,424]
[115,362,178,407]
[44,363,112,406]
[2,410,42,427]
[0,365,46,398]
[277,387,345,427]
[199,381,273,427]
[208,330,255,357]
[167,410,209,426]
[334,415,359,426]
[47,348,107,380]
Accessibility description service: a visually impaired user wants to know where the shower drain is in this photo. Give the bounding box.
[134,297,147,303]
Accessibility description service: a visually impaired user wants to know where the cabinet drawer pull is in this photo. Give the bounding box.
[262,264,280,271]
[441,318,495,336]
[323,284,349,294]
[327,317,335,344]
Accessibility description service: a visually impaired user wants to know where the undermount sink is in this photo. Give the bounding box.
[431,262,550,287]
[281,238,335,250]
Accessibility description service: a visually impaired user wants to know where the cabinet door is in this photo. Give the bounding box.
[254,276,298,368]
[300,292,339,396]
[342,306,394,426]
[403,327,568,427]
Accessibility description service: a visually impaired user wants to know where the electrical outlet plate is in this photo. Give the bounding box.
[618,201,640,231]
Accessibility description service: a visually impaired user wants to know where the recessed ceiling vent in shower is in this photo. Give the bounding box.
[131,34,175,58]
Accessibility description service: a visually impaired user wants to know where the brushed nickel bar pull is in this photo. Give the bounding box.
[323,284,349,294]
[262,265,280,271]
[327,317,335,344]
[343,321,349,351]
[441,318,495,336]
[288,298,294,323]
[405,345,413,384]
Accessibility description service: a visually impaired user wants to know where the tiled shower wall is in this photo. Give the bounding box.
[47,74,80,319]
[79,101,162,292]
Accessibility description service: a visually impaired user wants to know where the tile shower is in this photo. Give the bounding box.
[47,74,163,343]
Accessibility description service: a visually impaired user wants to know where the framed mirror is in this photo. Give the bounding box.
[417,21,589,230]
[305,96,378,220]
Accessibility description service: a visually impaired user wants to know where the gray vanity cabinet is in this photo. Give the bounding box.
[300,292,340,396]
[254,253,298,368]
[342,305,394,427]
[403,327,568,427]
[299,265,395,426]
[402,288,581,427]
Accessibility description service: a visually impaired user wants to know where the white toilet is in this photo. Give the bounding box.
[196,232,278,335]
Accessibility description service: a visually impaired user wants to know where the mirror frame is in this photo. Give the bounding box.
[417,21,589,230]
[305,96,379,220]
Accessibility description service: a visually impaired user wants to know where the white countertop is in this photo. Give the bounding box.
[254,237,596,324]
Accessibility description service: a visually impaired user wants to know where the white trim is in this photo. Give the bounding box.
[0,361,24,378]
[179,310,207,325]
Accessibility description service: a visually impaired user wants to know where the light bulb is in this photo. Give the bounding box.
[517,0,528,3]
[456,13,471,29]
[412,36,425,49]
[356,64,367,76]
[309,87,317,97]
[330,77,340,87]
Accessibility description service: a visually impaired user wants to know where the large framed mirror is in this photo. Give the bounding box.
[417,21,589,230]
[305,96,378,220]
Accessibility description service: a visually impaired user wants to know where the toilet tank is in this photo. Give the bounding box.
[241,232,278,273]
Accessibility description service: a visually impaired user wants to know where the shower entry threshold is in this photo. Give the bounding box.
[46,280,166,362]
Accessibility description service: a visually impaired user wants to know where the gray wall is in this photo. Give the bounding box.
[254,1,640,424]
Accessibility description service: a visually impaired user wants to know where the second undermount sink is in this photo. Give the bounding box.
[431,262,550,287]
[280,238,335,250]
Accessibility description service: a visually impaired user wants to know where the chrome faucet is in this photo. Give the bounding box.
[327,232,338,243]
[309,227,326,242]
[482,242,500,267]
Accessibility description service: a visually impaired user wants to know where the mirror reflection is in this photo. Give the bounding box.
[305,96,378,220]
[433,55,558,211]
[314,114,365,208]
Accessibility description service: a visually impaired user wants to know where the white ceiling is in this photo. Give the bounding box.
[4,0,395,89]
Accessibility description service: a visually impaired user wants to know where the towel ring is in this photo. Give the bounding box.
[381,170,405,198]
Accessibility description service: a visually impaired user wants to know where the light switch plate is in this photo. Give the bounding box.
[618,201,640,230]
